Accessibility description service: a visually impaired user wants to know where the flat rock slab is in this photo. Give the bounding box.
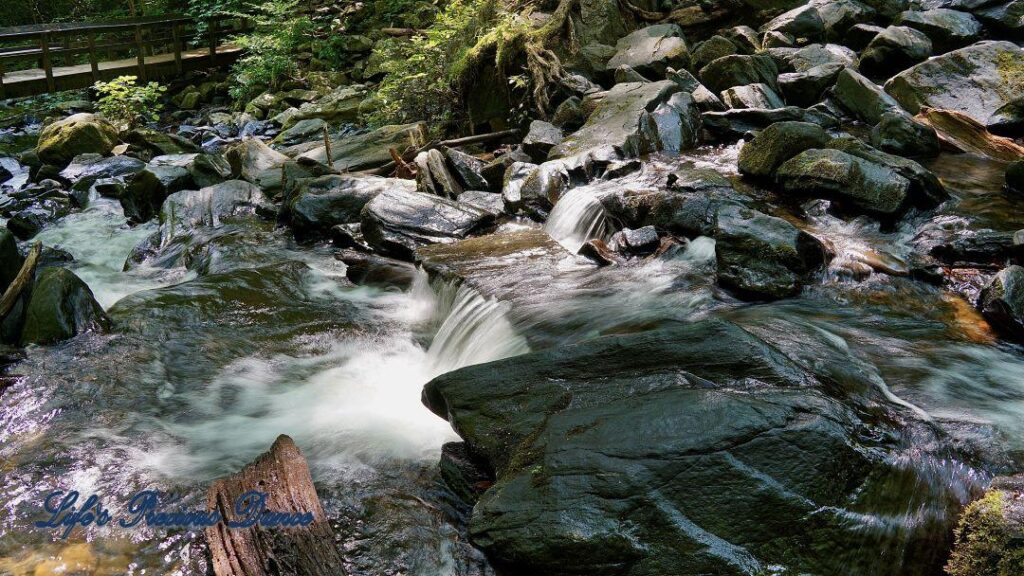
[205,434,345,576]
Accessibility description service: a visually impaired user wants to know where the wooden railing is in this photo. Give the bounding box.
[0,14,250,98]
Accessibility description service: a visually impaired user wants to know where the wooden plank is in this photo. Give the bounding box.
[133,25,146,81]
[87,32,99,81]
[40,32,54,92]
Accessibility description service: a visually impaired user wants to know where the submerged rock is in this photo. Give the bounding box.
[35,113,118,168]
[20,267,110,345]
[885,41,1024,124]
[360,189,494,259]
[979,265,1024,338]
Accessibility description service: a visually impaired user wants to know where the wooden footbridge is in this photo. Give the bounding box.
[0,14,250,99]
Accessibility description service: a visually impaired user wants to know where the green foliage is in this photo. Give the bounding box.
[947,490,1024,576]
[225,0,313,102]
[367,0,507,132]
[93,76,167,131]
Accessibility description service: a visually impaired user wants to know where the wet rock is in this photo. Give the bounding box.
[337,249,417,290]
[289,174,414,241]
[120,164,192,224]
[58,154,145,190]
[149,153,232,188]
[7,199,72,240]
[206,435,345,576]
[422,318,934,576]
[978,265,1024,338]
[762,3,825,39]
[613,64,650,84]
[360,189,494,259]
[947,474,1024,576]
[123,127,200,157]
[296,122,428,173]
[650,92,701,153]
[721,83,785,109]
[439,442,494,504]
[701,106,838,139]
[815,0,877,40]
[896,9,982,52]
[579,238,623,265]
[0,230,22,293]
[522,121,564,162]
[442,147,492,191]
[551,96,586,131]
[279,84,366,130]
[616,225,660,255]
[501,161,539,213]
[35,113,118,168]
[929,230,1022,266]
[20,267,110,345]
[699,54,779,94]
[777,148,911,215]
[845,23,886,50]
[549,81,681,159]
[690,36,738,71]
[859,25,933,79]
[974,1,1024,36]
[1008,160,1024,195]
[870,111,941,157]
[987,96,1024,138]
[826,135,947,205]
[778,63,844,107]
[225,138,289,190]
[716,203,826,299]
[457,190,505,216]
[415,149,463,199]
[605,24,690,77]
[738,121,832,177]
[667,68,726,112]
[884,41,1024,124]
[832,68,904,125]
[273,118,328,146]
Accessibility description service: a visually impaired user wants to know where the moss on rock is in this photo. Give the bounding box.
[947,477,1024,576]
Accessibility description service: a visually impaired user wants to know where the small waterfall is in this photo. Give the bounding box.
[422,276,530,375]
[544,187,615,253]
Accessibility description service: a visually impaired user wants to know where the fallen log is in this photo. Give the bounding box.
[205,435,345,576]
[380,27,420,37]
[915,108,1024,163]
[0,242,40,321]
[361,129,519,177]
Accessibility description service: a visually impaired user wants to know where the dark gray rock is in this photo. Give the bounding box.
[778,63,844,107]
[815,0,877,40]
[605,24,690,77]
[987,97,1024,138]
[884,41,1024,124]
[58,155,145,189]
[896,9,982,52]
[149,153,232,188]
[826,136,947,205]
[702,106,839,139]
[0,230,21,294]
[738,121,832,177]
[974,1,1024,36]
[721,83,786,109]
[699,54,779,94]
[415,149,463,199]
[722,25,761,54]
[457,190,505,216]
[522,121,563,162]
[650,92,701,153]
[776,148,912,215]
[870,111,940,157]
[20,267,110,345]
[781,43,857,72]
[121,164,193,223]
[613,64,650,84]
[617,225,659,255]
[7,198,72,239]
[979,265,1024,338]
[833,68,904,125]
[442,147,493,191]
[288,175,412,241]
[845,23,886,50]
[360,188,494,259]
[551,96,586,131]
[690,35,738,71]
[761,3,825,39]
[859,25,933,79]
[1007,160,1024,195]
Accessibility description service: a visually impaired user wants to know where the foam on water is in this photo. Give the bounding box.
[544,187,615,253]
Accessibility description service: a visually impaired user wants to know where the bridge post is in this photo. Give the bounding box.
[133,24,147,81]
[172,23,183,75]
[40,32,55,93]
[209,19,218,66]
[87,32,99,82]
[0,59,5,100]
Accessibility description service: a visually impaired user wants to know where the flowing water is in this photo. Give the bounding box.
[1,146,1023,575]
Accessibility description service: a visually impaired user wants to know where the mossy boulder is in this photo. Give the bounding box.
[870,111,940,158]
[884,41,1024,124]
[689,35,737,72]
[699,54,779,94]
[946,475,1024,576]
[858,25,933,79]
[896,8,982,52]
[833,68,903,125]
[738,121,831,177]
[35,113,118,168]
[20,267,110,345]
[776,148,911,215]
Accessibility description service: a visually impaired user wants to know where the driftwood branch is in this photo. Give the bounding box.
[361,129,519,177]
[0,242,40,320]
[380,27,420,37]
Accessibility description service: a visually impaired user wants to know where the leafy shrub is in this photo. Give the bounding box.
[93,76,167,131]
[224,0,313,102]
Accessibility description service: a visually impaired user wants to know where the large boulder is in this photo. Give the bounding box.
[895,9,982,52]
[360,189,494,259]
[869,111,941,157]
[699,54,779,94]
[978,265,1024,338]
[974,1,1024,36]
[858,25,933,79]
[20,267,110,345]
[288,174,414,241]
[832,68,904,125]
[605,24,690,78]
[225,138,289,190]
[721,83,785,109]
[814,0,877,40]
[778,63,844,107]
[776,148,912,214]
[761,3,825,38]
[35,113,118,168]
[120,164,193,223]
[58,154,146,195]
[826,135,947,205]
[149,153,232,188]
[884,41,1024,124]
[738,121,832,177]
[549,81,682,159]
[423,319,954,576]
[298,122,429,173]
